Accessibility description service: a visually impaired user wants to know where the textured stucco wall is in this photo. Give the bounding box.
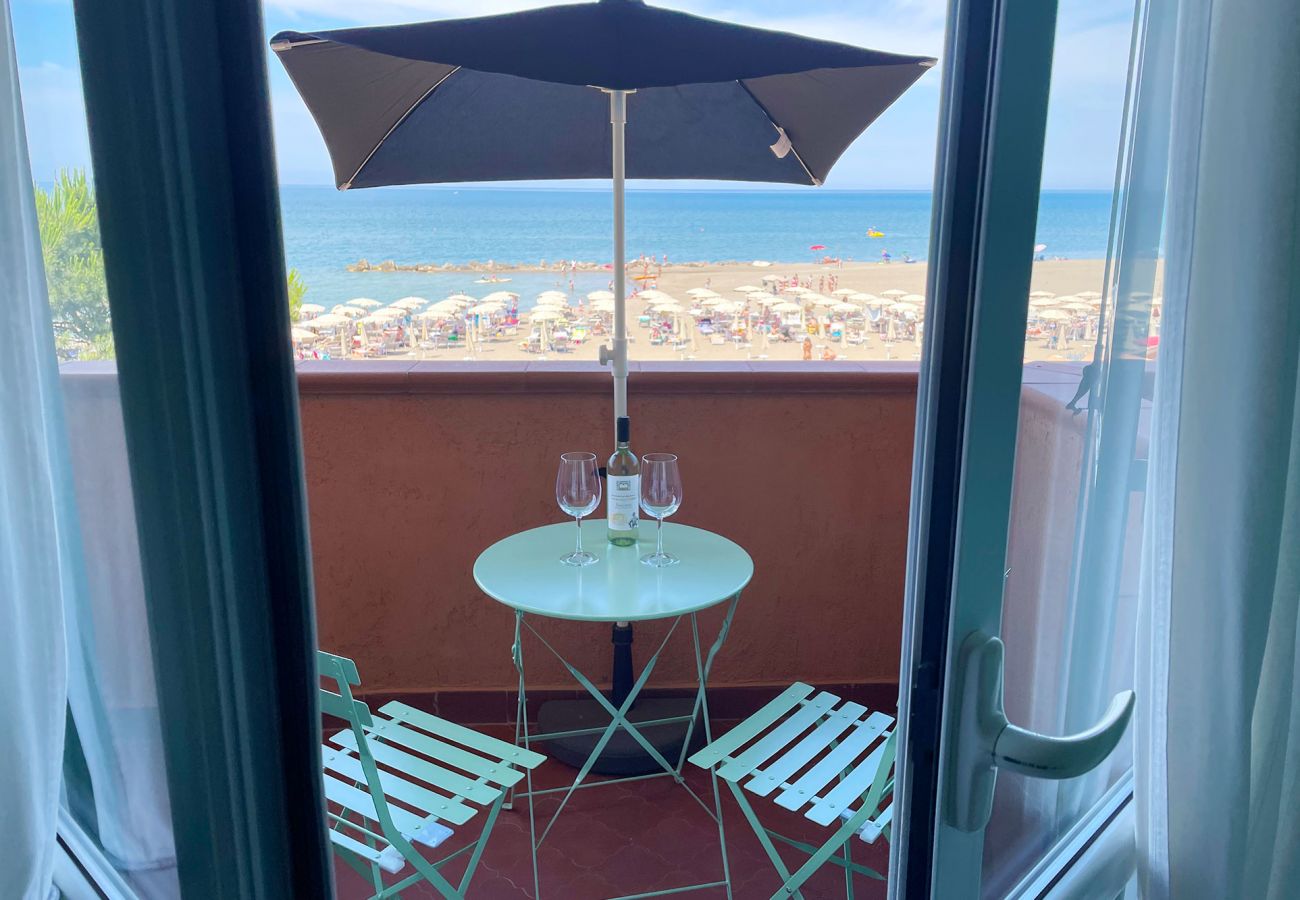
[297,362,919,695]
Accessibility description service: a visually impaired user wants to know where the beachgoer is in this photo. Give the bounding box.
[802,337,813,360]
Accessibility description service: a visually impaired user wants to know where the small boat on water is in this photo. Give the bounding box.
[474,276,512,283]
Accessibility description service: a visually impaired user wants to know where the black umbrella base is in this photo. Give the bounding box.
[536,696,704,776]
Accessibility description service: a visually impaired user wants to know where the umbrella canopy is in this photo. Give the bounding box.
[1029,297,1059,308]
[347,297,382,309]
[291,327,319,342]
[587,290,615,301]
[531,308,565,322]
[831,288,857,297]
[881,288,908,298]
[272,2,934,189]
[308,313,351,328]
[426,299,466,315]
[481,290,520,303]
[392,296,427,310]
[331,304,364,317]
[774,301,804,313]
[300,303,325,314]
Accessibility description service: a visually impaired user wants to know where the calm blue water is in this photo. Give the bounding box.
[279,187,1111,309]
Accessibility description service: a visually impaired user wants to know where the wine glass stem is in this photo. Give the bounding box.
[656,516,664,557]
[575,516,583,554]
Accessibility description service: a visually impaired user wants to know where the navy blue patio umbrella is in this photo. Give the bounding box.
[272,0,935,422]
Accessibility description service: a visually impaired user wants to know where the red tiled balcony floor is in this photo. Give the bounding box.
[332,723,890,900]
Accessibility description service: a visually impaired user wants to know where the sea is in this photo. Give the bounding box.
[279,186,1113,310]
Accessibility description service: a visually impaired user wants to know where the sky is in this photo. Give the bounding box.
[14,0,1137,191]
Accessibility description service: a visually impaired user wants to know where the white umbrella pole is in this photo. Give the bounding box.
[601,89,630,428]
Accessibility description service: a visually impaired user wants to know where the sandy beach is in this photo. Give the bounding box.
[303,258,1115,365]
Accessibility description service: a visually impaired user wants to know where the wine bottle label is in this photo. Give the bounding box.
[607,475,640,531]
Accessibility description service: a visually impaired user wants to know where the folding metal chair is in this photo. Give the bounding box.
[319,651,545,899]
[689,682,896,899]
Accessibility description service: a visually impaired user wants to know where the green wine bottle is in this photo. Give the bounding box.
[606,416,640,546]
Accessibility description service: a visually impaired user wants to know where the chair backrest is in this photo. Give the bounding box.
[318,651,402,841]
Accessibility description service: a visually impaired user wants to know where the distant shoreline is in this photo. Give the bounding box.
[343,255,1107,275]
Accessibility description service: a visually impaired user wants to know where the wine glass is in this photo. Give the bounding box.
[639,453,682,567]
[556,452,601,566]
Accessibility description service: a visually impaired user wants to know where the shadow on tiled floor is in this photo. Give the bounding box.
[333,723,889,900]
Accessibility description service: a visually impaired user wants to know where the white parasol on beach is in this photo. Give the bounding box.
[848,292,877,304]
[531,308,564,321]
[300,303,325,315]
[446,293,477,303]
[1029,297,1059,308]
[587,290,615,301]
[307,313,350,328]
[347,297,382,309]
[1076,290,1102,300]
[831,301,860,314]
[902,293,926,304]
[425,299,465,316]
[881,288,908,299]
[591,298,617,313]
[652,301,685,313]
[831,288,857,297]
[291,327,320,342]
[469,301,504,315]
[1037,309,1068,321]
[1028,290,1056,299]
[392,296,427,310]
[774,301,803,313]
[637,289,669,301]
[733,285,763,293]
[331,305,363,317]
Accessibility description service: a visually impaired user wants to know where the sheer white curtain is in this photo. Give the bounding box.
[1135,0,1300,897]
[1,1,70,895]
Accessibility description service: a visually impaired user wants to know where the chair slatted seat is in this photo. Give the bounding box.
[319,651,545,899]
[689,682,896,899]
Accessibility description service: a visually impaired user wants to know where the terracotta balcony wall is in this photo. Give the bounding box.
[296,361,921,719]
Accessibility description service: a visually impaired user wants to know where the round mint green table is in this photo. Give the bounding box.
[473,519,753,900]
[473,520,753,621]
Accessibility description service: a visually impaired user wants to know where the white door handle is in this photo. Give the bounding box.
[947,631,1135,832]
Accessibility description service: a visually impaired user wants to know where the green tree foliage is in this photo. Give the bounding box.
[35,169,114,358]
[287,267,306,322]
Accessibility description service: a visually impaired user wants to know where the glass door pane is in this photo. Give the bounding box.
[982,0,1171,891]
[12,1,177,894]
